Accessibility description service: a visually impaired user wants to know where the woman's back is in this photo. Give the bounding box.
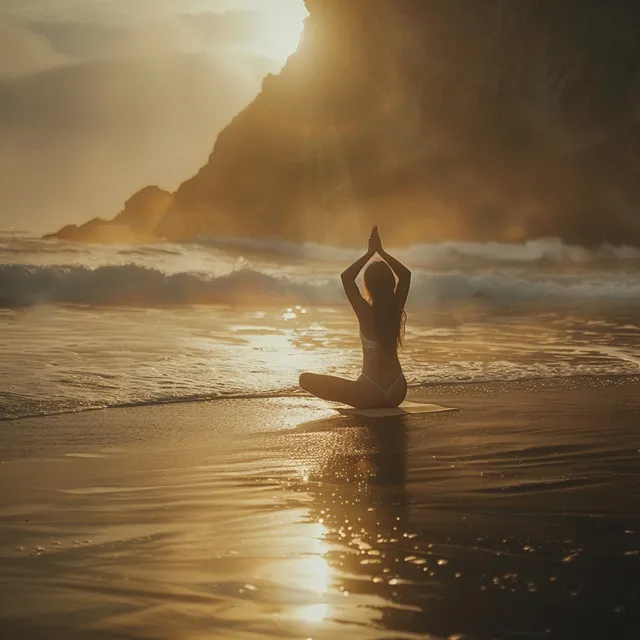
[359,318,405,399]
[299,225,411,409]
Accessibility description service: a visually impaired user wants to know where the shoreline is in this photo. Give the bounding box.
[2,371,639,425]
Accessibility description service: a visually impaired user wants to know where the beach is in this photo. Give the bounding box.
[2,375,639,639]
[3,1,640,637]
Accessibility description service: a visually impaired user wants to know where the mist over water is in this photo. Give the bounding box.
[3,233,640,307]
[1,231,639,419]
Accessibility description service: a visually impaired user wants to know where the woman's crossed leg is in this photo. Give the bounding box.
[299,372,405,409]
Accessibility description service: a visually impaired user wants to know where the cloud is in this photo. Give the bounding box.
[0,13,281,230]
[0,19,69,78]
[27,11,264,61]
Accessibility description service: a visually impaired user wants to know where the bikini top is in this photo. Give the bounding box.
[359,330,403,392]
[359,330,378,349]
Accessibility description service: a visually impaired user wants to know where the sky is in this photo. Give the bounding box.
[0,0,308,231]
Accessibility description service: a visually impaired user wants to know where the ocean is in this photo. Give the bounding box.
[1,229,639,420]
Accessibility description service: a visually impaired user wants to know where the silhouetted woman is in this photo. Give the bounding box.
[300,226,411,408]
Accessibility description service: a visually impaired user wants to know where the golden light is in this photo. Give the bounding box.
[263,520,333,626]
[296,603,330,624]
[292,543,331,624]
[256,5,308,64]
[283,307,297,320]
[296,553,331,596]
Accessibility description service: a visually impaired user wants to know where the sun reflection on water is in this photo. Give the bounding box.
[290,523,332,624]
[298,553,330,596]
[296,602,330,623]
[283,305,308,321]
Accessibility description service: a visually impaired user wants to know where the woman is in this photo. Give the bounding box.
[299,225,411,408]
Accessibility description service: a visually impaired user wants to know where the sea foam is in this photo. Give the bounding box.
[1,262,639,308]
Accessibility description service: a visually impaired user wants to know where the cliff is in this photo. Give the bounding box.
[48,0,640,247]
[46,186,173,243]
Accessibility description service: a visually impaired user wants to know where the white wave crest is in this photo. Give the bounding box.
[2,263,639,308]
[0,264,337,307]
[399,238,640,268]
[411,271,640,303]
[191,235,640,267]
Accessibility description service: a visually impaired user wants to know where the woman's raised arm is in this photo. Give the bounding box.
[377,237,411,309]
[341,248,374,317]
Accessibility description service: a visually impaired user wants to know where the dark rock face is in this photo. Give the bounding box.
[48,0,640,247]
[46,186,172,243]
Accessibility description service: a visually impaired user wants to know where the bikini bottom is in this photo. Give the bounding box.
[359,372,406,401]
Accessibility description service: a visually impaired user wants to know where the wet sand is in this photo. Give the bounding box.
[1,376,639,639]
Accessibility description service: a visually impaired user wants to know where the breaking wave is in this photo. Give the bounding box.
[2,262,639,308]
[0,264,332,308]
[3,232,640,267]
[191,235,640,267]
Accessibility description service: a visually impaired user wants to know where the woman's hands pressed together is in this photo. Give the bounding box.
[368,225,382,254]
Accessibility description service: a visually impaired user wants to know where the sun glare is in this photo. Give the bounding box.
[257,5,308,64]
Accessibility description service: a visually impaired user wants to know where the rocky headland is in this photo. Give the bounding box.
[48,0,640,247]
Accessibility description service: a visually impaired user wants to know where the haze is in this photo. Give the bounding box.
[0,0,308,231]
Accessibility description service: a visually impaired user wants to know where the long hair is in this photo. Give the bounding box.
[363,261,406,352]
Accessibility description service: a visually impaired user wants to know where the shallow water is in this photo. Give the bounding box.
[2,233,640,419]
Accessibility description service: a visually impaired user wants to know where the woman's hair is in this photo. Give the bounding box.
[363,260,406,351]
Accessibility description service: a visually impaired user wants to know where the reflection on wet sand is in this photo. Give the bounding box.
[297,413,481,639]
[291,417,427,633]
[287,398,640,639]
